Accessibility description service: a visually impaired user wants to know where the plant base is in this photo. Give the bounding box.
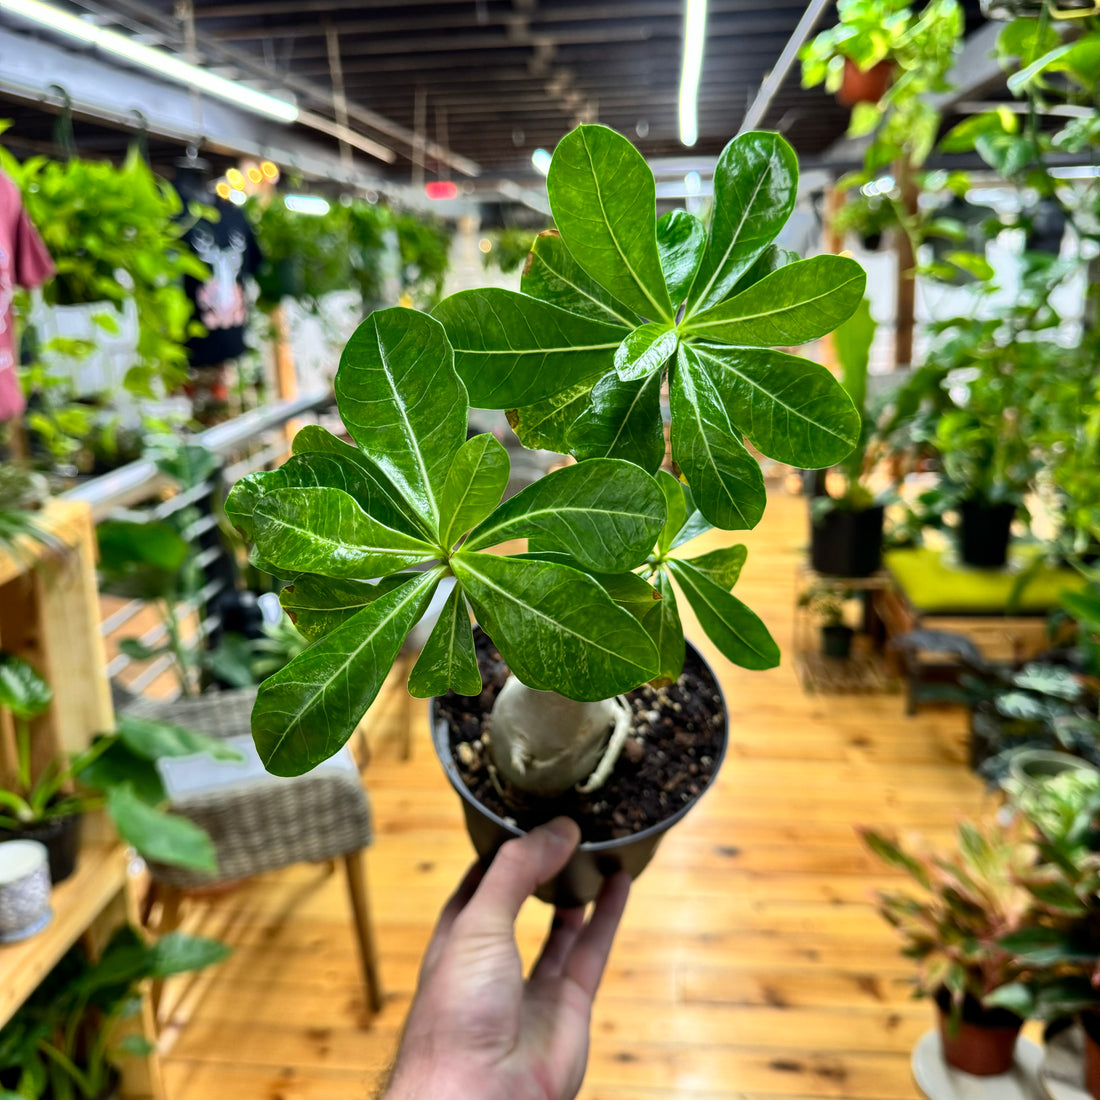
[810,505,884,578]
[935,989,1023,1076]
[957,500,1016,570]
[431,633,728,907]
[838,59,893,106]
[821,624,855,660]
[0,813,83,885]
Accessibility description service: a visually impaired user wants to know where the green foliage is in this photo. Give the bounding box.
[801,0,964,172]
[861,817,1040,1017]
[248,195,356,312]
[395,211,451,309]
[434,126,862,533]
[0,144,207,459]
[481,226,540,274]
[0,926,228,1100]
[230,124,862,780]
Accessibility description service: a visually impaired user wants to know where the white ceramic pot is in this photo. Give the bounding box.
[0,839,53,943]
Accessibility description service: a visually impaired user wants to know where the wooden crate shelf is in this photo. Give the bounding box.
[0,499,163,1099]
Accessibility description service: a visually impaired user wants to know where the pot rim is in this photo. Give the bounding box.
[430,637,729,854]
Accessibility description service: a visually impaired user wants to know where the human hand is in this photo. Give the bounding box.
[381,817,631,1100]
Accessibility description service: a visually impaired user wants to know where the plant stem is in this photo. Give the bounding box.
[15,718,31,794]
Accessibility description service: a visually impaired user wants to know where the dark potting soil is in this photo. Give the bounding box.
[437,632,726,843]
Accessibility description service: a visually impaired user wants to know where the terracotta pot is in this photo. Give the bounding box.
[1081,1011,1100,1098]
[838,59,893,107]
[935,988,1023,1076]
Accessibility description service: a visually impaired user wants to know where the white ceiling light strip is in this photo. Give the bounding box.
[0,0,299,122]
[678,0,707,148]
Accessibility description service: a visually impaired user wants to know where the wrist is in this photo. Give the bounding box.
[381,1058,492,1100]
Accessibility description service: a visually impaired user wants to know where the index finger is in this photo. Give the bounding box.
[460,817,581,932]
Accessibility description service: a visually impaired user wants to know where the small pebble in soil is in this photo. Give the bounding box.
[436,633,727,843]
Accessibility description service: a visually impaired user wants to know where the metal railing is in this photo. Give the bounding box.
[66,391,333,690]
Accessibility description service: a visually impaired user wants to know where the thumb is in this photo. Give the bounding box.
[461,817,581,932]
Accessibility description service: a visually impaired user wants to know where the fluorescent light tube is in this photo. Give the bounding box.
[284,194,331,215]
[531,148,553,176]
[679,0,707,147]
[0,0,299,123]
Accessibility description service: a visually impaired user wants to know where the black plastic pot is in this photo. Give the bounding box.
[810,505,884,578]
[0,813,83,884]
[430,641,728,908]
[821,624,854,660]
[957,500,1016,569]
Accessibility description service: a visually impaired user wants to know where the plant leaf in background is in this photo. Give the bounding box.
[0,653,53,721]
[105,785,217,873]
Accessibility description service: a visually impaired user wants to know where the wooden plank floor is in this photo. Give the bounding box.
[160,491,992,1099]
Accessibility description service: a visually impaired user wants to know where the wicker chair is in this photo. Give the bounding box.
[125,687,382,1016]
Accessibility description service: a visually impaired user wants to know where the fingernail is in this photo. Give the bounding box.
[545,817,580,845]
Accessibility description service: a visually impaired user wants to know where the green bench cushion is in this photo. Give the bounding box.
[884,546,1087,615]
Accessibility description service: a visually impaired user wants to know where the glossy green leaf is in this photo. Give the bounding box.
[733,244,799,295]
[334,306,467,534]
[464,458,663,572]
[280,574,412,642]
[507,383,594,453]
[253,487,437,579]
[97,520,189,601]
[514,552,662,622]
[614,322,678,383]
[76,740,166,806]
[224,471,272,541]
[685,132,798,316]
[520,229,639,327]
[439,433,510,549]
[288,425,428,539]
[114,715,243,762]
[451,552,657,700]
[682,544,747,590]
[547,124,674,323]
[434,288,626,408]
[0,653,52,721]
[657,209,706,305]
[670,347,766,531]
[567,369,665,473]
[651,570,686,684]
[668,558,779,670]
[685,343,860,469]
[105,785,217,872]
[253,569,442,775]
[655,469,689,555]
[682,255,866,346]
[407,585,482,698]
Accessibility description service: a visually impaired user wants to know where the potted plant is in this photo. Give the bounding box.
[809,299,887,578]
[226,123,864,904]
[0,652,233,880]
[861,818,1039,1075]
[989,775,1100,1098]
[799,585,856,659]
[0,925,229,1099]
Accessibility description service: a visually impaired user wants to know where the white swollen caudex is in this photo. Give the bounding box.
[488,676,633,797]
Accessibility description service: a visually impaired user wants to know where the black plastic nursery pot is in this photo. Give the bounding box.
[821,624,855,660]
[0,813,83,885]
[957,500,1016,570]
[430,639,729,909]
[810,505,884,578]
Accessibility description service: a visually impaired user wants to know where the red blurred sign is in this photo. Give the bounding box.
[425,180,458,200]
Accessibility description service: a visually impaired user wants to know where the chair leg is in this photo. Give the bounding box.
[150,886,184,1020]
[343,851,383,1014]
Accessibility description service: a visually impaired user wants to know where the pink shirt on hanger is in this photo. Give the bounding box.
[0,170,54,422]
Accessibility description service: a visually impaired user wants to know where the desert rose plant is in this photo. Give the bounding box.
[227,124,864,796]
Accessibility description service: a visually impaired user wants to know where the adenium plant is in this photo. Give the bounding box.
[228,124,864,795]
